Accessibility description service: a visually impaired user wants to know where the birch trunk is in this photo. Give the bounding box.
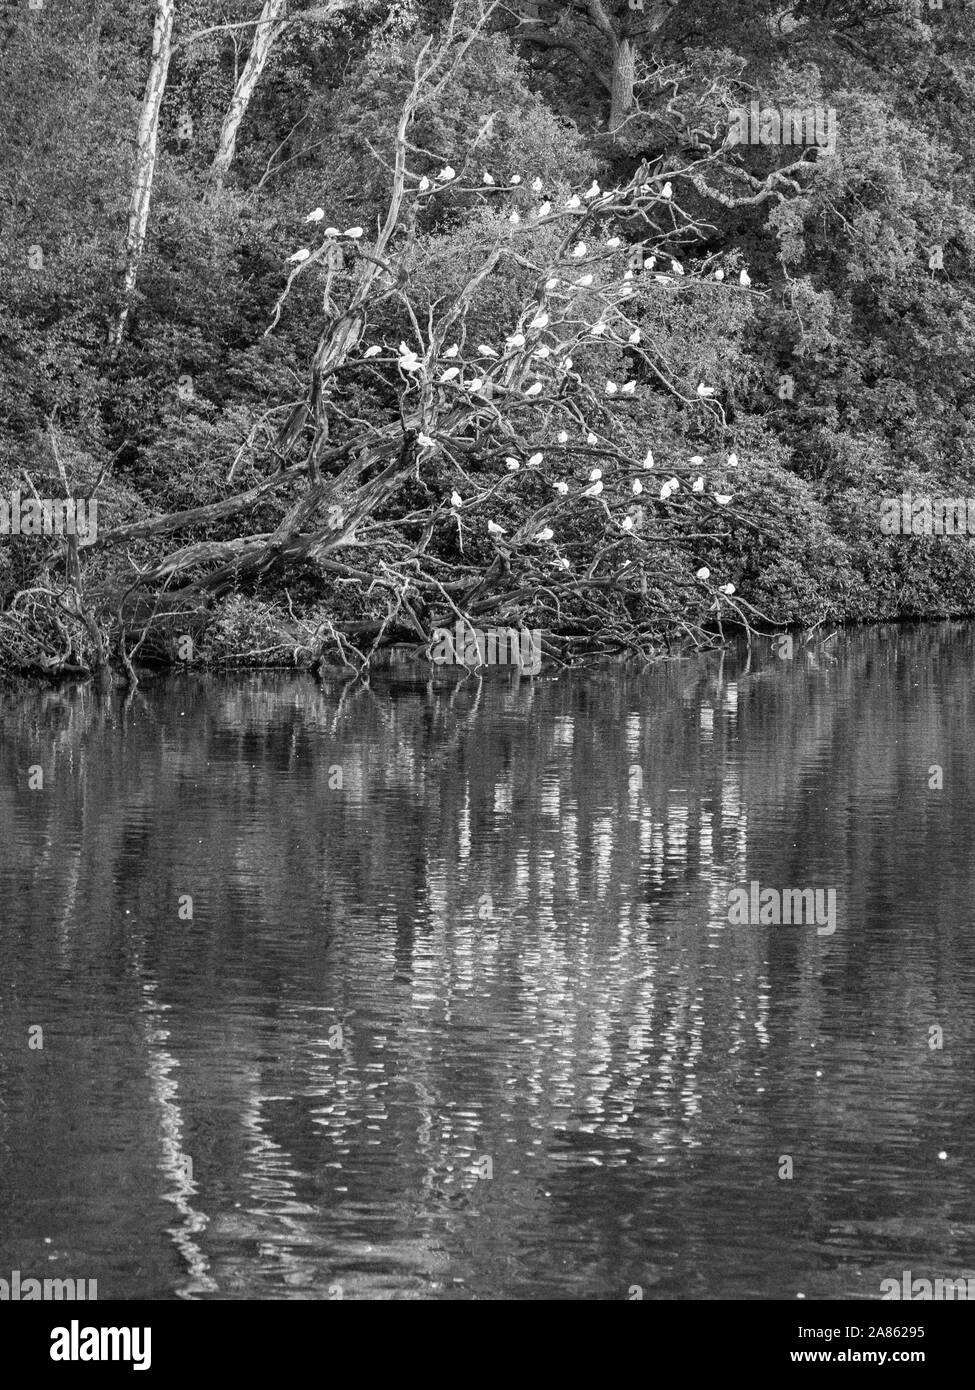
[107,0,175,351]
[208,0,288,194]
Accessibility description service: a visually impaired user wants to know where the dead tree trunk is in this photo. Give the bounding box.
[107,0,175,352]
[609,35,636,134]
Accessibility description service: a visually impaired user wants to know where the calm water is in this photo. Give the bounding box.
[1,623,974,1300]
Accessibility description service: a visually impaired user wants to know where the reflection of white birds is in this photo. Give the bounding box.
[305,207,325,222]
[554,481,569,494]
[438,166,456,181]
[364,344,382,358]
[582,479,603,497]
[697,383,716,397]
[696,566,710,580]
[715,493,732,505]
[661,181,672,198]
[739,268,751,287]
[632,479,643,495]
[534,527,554,541]
[344,226,363,238]
[727,452,739,468]
[443,344,459,357]
[450,490,463,507]
[622,381,636,395]
[629,328,641,344]
[488,520,506,535]
[692,476,704,492]
[719,582,735,595]
[525,382,543,396]
[588,467,602,482]
[288,248,311,262]
[505,457,520,470]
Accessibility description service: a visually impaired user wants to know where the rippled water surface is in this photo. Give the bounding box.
[2,623,974,1299]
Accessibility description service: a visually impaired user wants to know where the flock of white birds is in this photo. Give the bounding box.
[282,168,751,601]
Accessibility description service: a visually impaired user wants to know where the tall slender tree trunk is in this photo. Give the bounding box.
[107,0,175,352]
[208,0,288,194]
[609,36,636,135]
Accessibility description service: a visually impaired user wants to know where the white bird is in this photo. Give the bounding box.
[398,352,422,372]
[305,207,325,222]
[556,556,570,569]
[443,344,459,358]
[511,175,522,185]
[605,381,618,395]
[660,481,674,499]
[534,527,554,541]
[647,255,657,270]
[563,357,574,369]
[739,268,751,287]
[438,166,456,181]
[622,516,634,531]
[719,582,735,595]
[575,275,593,287]
[586,433,598,445]
[288,248,311,263]
[478,344,499,357]
[344,226,363,238]
[441,367,460,382]
[588,467,602,482]
[527,452,544,466]
[582,479,603,497]
[671,259,684,276]
[488,520,506,535]
[584,181,601,200]
[538,201,552,217]
[483,170,495,185]
[529,311,549,329]
[590,323,606,335]
[623,270,634,281]
[629,328,642,344]
[654,274,672,285]
[525,382,543,396]
[364,344,382,358]
[572,242,587,258]
[450,490,463,508]
[692,476,704,492]
[643,449,654,468]
[505,457,521,470]
[417,432,435,447]
[690,455,705,466]
[554,480,569,494]
[419,176,430,191]
[696,566,710,580]
[667,476,680,491]
[727,452,739,468]
[469,377,484,391]
[557,431,569,444]
[531,177,543,192]
[697,383,716,398]
[632,480,643,495]
[509,211,521,223]
[714,268,724,281]
[534,345,551,359]
[506,332,526,348]
[545,277,559,290]
[661,181,672,198]
[714,493,732,505]
[622,381,636,395]
[566,194,581,209]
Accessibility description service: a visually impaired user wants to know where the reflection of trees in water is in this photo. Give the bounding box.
[2,624,975,1292]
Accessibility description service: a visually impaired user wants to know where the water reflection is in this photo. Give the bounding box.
[1,622,974,1298]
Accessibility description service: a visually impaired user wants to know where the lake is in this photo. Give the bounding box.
[1,622,973,1300]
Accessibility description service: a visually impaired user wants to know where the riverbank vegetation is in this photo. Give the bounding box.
[3,0,975,678]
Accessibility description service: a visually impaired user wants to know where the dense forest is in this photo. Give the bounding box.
[3,0,975,676]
